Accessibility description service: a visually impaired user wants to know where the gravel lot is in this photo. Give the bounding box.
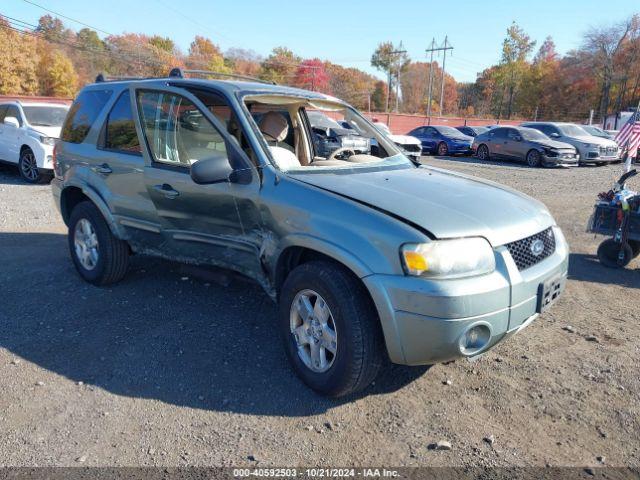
[0,157,638,468]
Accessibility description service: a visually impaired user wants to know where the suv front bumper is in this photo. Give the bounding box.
[363,226,569,365]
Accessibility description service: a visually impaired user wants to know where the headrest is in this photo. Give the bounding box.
[259,111,288,142]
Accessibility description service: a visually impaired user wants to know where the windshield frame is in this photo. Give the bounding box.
[21,104,69,128]
[240,92,415,174]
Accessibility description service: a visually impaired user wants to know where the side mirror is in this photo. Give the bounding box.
[515,135,523,142]
[190,154,233,185]
[4,117,19,128]
[190,147,252,185]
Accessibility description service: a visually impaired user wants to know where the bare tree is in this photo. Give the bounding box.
[583,16,637,118]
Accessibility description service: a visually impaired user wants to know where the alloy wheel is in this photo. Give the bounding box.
[20,152,39,181]
[290,289,338,373]
[527,150,541,167]
[74,218,100,270]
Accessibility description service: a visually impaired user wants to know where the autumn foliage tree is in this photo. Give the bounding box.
[293,59,329,92]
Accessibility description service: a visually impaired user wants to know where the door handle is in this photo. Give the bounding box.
[153,184,180,199]
[93,163,112,174]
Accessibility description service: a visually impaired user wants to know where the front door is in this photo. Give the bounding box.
[133,86,263,279]
[503,128,523,159]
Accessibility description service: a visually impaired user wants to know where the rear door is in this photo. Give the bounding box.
[3,105,24,162]
[487,128,507,158]
[93,88,160,246]
[133,86,263,278]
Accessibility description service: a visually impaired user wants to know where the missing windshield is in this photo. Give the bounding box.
[244,95,411,171]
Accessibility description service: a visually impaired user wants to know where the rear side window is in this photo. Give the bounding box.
[103,91,141,154]
[61,89,113,143]
[0,105,8,123]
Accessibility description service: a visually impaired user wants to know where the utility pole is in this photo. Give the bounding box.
[425,38,453,117]
[426,38,436,118]
[589,109,594,125]
[438,36,453,116]
[390,41,407,113]
[534,106,539,121]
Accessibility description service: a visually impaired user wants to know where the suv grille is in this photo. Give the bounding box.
[506,228,556,270]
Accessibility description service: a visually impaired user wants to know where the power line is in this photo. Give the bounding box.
[20,0,113,36]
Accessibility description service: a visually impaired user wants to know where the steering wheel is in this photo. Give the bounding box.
[327,147,356,161]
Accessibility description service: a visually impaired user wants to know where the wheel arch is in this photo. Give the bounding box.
[20,144,33,155]
[59,184,126,238]
[274,239,372,298]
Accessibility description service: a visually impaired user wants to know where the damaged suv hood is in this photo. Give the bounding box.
[292,166,554,246]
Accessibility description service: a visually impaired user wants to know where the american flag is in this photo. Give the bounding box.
[615,109,640,158]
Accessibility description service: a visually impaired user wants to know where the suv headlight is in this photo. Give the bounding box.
[582,142,595,148]
[401,238,495,278]
[40,136,56,146]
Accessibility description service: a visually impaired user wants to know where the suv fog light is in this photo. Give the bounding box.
[459,324,491,355]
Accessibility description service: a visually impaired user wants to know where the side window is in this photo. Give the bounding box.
[103,91,141,154]
[494,128,507,139]
[61,89,113,144]
[5,105,23,126]
[0,105,8,123]
[507,129,520,140]
[425,127,437,136]
[137,91,227,169]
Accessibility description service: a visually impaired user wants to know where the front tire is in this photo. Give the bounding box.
[278,261,383,397]
[68,201,130,285]
[526,149,542,168]
[18,148,45,183]
[477,144,490,161]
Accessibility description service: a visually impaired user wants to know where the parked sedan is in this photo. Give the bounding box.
[521,122,619,165]
[408,125,473,156]
[456,125,488,137]
[472,126,578,167]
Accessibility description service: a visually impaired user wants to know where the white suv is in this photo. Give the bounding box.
[0,101,70,183]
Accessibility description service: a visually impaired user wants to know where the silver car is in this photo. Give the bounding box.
[521,122,619,165]
[52,70,569,397]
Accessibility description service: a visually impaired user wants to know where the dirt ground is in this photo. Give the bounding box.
[0,156,638,469]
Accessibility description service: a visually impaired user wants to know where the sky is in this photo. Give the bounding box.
[3,0,639,82]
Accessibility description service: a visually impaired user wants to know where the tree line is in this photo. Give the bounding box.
[1,13,639,123]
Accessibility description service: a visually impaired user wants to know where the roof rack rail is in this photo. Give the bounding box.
[95,73,157,83]
[168,67,275,85]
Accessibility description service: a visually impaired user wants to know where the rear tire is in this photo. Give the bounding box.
[437,142,449,156]
[68,201,130,285]
[597,239,634,268]
[477,144,490,161]
[526,149,542,168]
[278,260,384,397]
[629,240,640,258]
